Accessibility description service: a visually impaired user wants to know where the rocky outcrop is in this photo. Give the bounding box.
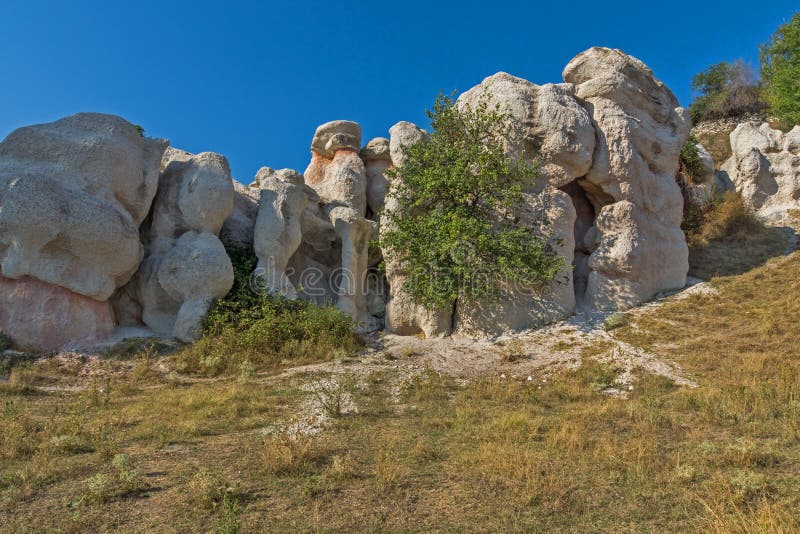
[0,46,704,350]
[119,148,234,342]
[457,72,595,186]
[219,180,260,249]
[360,137,392,216]
[0,275,114,352]
[252,168,308,298]
[453,186,576,337]
[0,113,167,350]
[383,121,453,337]
[0,113,167,301]
[564,47,691,310]
[722,122,800,222]
[304,120,367,215]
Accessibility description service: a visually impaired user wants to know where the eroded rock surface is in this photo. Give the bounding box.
[723,122,800,222]
[120,148,234,342]
[564,47,691,310]
[457,72,595,186]
[0,113,167,301]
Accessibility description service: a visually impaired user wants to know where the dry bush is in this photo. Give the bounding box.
[260,434,317,476]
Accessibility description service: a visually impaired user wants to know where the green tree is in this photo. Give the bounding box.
[380,94,564,311]
[761,12,800,126]
[689,60,764,123]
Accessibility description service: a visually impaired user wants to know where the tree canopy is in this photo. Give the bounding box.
[380,94,564,311]
[761,12,800,126]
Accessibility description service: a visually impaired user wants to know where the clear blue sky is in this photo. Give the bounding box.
[1,1,797,182]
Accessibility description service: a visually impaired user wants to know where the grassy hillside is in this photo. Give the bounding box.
[1,254,799,532]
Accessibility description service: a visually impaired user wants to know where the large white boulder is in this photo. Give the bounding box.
[723,122,800,222]
[563,47,691,310]
[457,72,596,186]
[121,148,234,341]
[0,113,167,301]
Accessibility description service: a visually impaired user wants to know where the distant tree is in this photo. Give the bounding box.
[761,12,800,126]
[380,94,564,311]
[689,60,765,123]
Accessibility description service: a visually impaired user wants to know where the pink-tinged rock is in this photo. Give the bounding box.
[0,275,114,352]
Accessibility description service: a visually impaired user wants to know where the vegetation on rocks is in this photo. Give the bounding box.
[678,133,705,181]
[761,12,800,127]
[381,94,564,310]
[173,244,360,376]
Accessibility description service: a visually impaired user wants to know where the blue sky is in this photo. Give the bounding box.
[1,1,797,181]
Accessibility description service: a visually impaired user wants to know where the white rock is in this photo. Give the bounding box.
[563,47,690,310]
[253,168,308,298]
[457,72,595,186]
[0,113,167,301]
[726,122,800,222]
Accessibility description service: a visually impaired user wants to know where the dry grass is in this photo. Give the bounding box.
[684,192,788,279]
[1,254,799,531]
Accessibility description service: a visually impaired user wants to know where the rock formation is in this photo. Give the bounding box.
[252,167,308,298]
[457,72,595,186]
[0,113,167,350]
[360,137,392,216]
[116,148,234,342]
[563,47,691,310]
[721,122,800,223]
[382,121,453,337]
[0,46,707,350]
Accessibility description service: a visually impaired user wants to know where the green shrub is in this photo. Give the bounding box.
[173,244,360,376]
[761,12,800,127]
[381,93,564,310]
[679,134,705,183]
[689,60,765,123]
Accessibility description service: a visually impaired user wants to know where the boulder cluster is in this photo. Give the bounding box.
[3,46,792,353]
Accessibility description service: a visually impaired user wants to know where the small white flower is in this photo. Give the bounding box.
[500,373,506,379]
[526,376,533,381]
[628,385,634,391]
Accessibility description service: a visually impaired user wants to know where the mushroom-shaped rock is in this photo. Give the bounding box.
[304,121,367,216]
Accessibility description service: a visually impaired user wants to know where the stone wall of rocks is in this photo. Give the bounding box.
[1,46,721,351]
